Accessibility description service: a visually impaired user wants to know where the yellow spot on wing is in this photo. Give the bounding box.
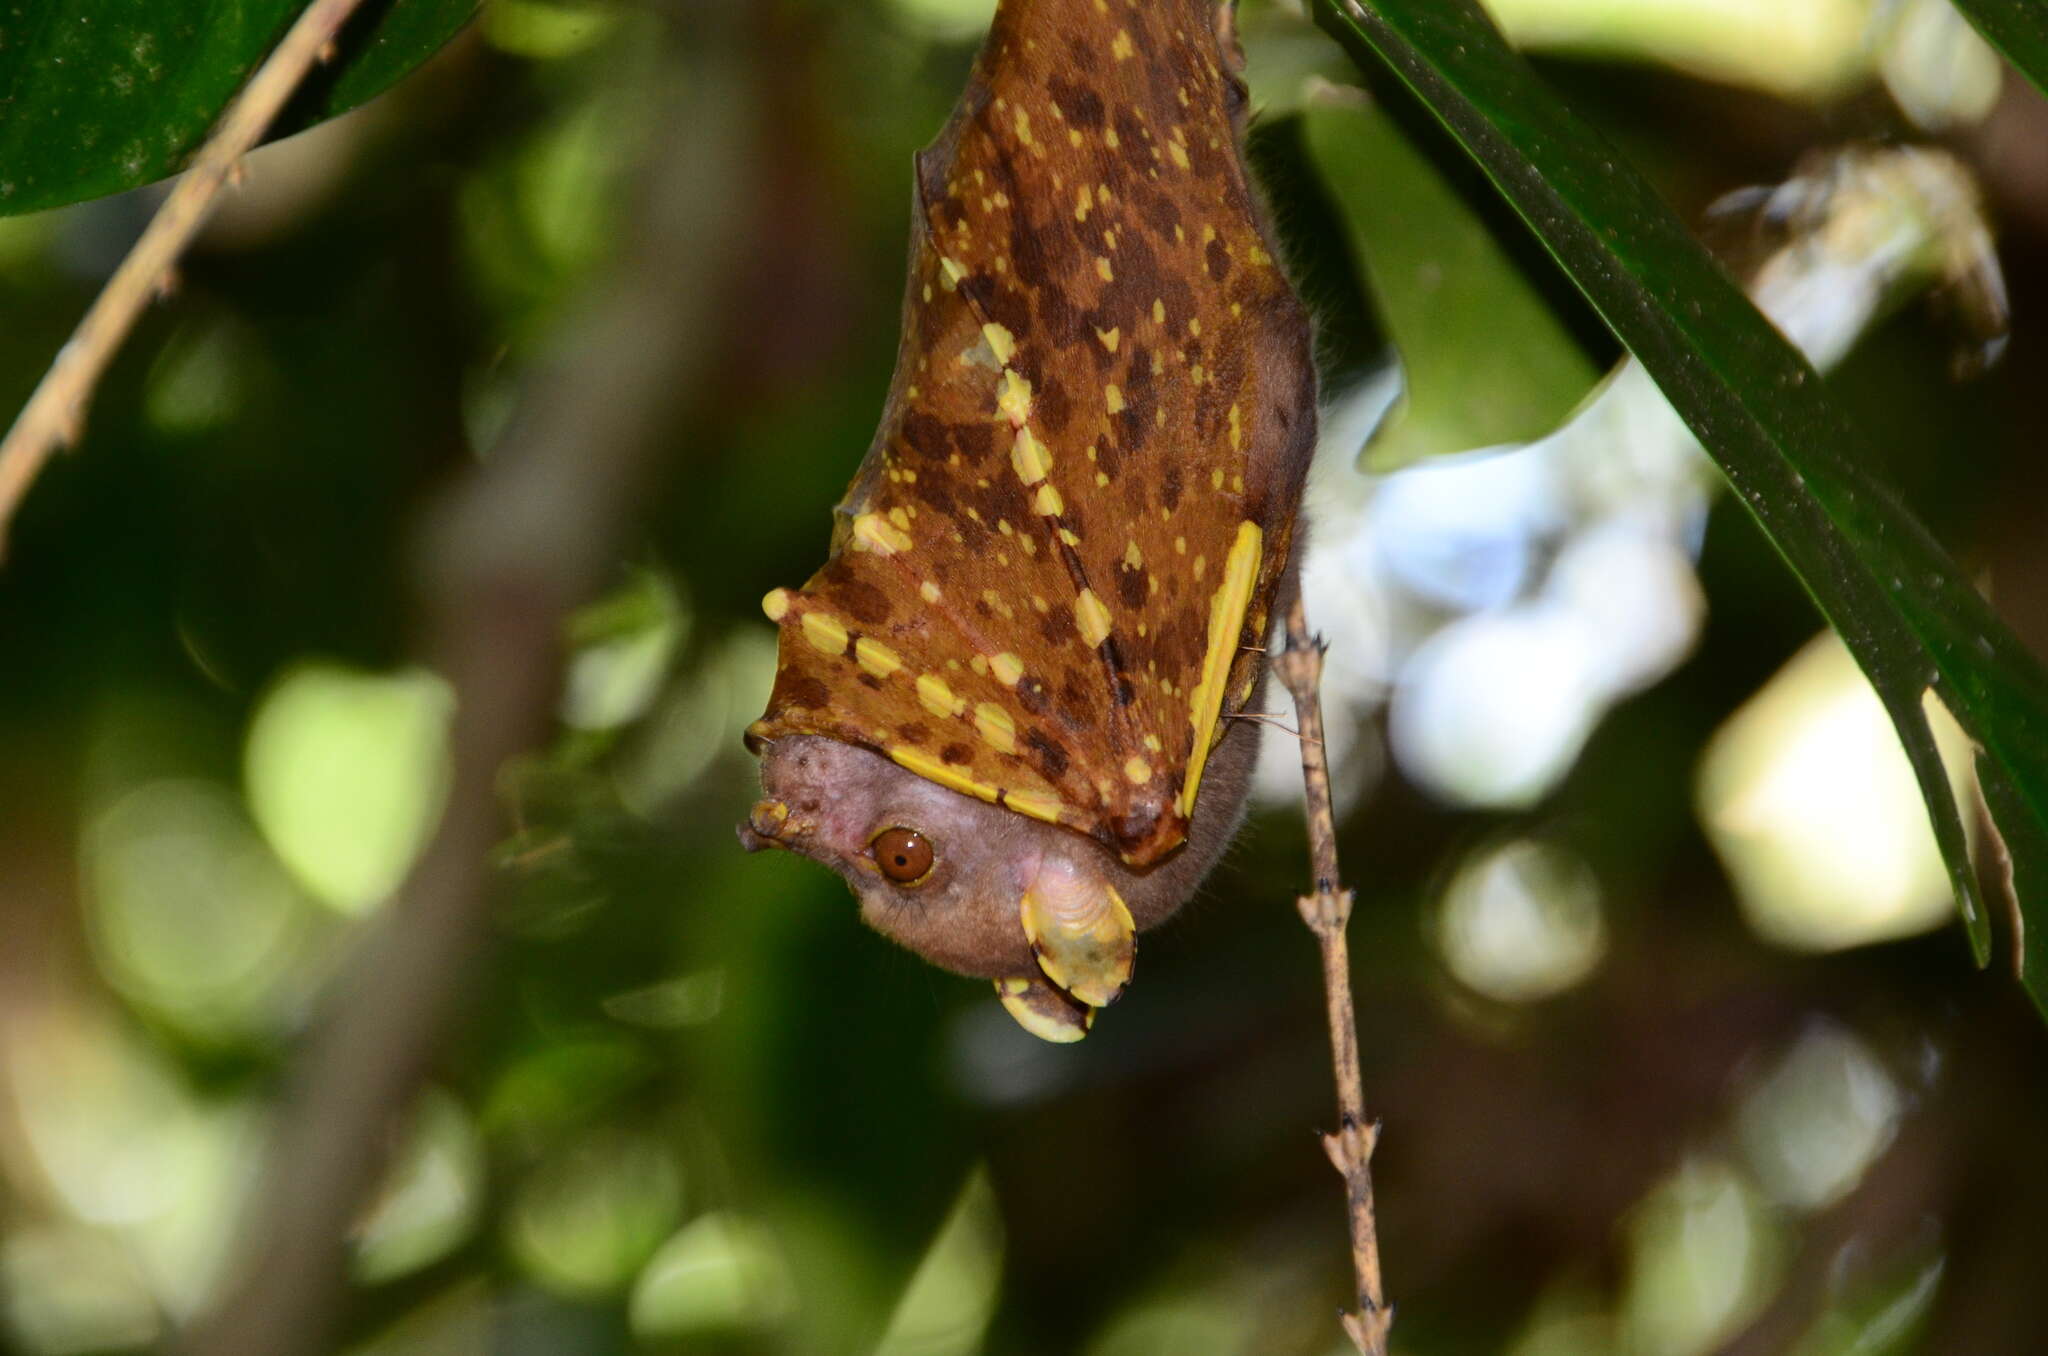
[1005,788,1067,826]
[917,672,964,719]
[1179,521,1263,818]
[1095,326,1120,352]
[1033,483,1064,516]
[856,637,902,680]
[998,369,1033,424]
[981,322,1017,365]
[990,652,1023,685]
[1123,755,1152,784]
[920,580,942,604]
[891,745,1001,805]
[1011,427,1052,484]
[761,588,792,621]
[1111,28,1134,60]
[1095,256,1114,283]
[1075,589,1112,648]
[974,702,1017,753]
[802,611,849,656]
[1104,384,1124,414]
[853,512,912,555]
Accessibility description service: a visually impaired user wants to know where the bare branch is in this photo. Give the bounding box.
[175,14,756,1356]
[1274,596,1392,1356]
[0,0,374,551]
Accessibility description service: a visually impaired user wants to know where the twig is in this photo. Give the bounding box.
[1273,595,1391,1356]
[0,0,371,551]
[175,8,754,1354]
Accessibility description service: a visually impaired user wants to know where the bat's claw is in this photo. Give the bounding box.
[1019,867,1135,1008]
[994,973,1094,1043]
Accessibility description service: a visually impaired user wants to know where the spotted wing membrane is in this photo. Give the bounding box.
[750,0,1313,867]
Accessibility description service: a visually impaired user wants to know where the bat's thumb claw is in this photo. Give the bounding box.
[1020,869,1135,1009]
[994,974,1094,1043]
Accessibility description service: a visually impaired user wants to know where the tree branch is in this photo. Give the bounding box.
[175,11,755,1355]
[0,0,373,552]
[1274,595,1392,1356]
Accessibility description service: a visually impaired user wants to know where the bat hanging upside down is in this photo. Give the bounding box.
[739,0,1316,1042]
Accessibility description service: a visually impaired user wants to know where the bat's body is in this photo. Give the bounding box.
[741,0,1316,1039]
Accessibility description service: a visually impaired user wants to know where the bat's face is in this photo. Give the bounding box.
[745,735,1061,977]
[740,734,1145,1039]
[739,716,1270,1042]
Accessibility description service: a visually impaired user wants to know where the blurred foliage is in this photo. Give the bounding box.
[4,1,2048,1355]
[1313,0,2048,1002]
[0,0,478,216]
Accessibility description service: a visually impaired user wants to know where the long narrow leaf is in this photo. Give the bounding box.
[0,1,477,217]
[1948,0,2048,99]
[1310,0,2048,1012]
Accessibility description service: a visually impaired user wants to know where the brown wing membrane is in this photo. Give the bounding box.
[748,0,1313,868]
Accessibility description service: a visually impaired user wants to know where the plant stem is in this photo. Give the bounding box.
[0,0,371,552]
[1275,595,1391,1356]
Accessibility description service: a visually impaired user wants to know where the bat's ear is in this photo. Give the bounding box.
[995,972,1095,1043]
[1020,859,1136,1008]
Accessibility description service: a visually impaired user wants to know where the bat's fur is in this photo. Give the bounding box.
[741,0,1315,993]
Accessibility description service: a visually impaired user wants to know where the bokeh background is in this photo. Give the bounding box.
[3,0,2048,1353]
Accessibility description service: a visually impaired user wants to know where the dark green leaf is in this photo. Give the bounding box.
[1310,0,2048,1012]
[0,1,477,217]
[1302,96,1596,470]
[1947,0,2048,99]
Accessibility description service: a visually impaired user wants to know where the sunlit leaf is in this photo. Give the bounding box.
[506,1128,681,1298]
[244,663,453,917]
[1311,0,2048,1014]
[481,0,622,61]
[1788,1252,1944,1356]
[872,1168,1003,1356]
[85,780,314,1041]
[1699,634,1978,954]
[1303,95,1597,470]
[630,1213,795,1338]
[0,2,477,217]
[1481,0,1873,99]
[1,1225,161,1353]
[352,1090,485,1285]
[1621,1158,1784,1354]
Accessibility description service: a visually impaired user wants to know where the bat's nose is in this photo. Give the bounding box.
[736,799,790,852]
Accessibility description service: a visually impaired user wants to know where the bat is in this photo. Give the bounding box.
[739,0,1316,1041]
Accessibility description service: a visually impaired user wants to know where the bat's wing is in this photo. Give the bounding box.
[749,0,1313,868]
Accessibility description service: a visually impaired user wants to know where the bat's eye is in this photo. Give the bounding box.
[871,826,935,884]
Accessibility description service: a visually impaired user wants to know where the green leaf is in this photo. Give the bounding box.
[1947,0,2048,99]
[1302,95,1596,469]
[1309,0,2048,1013]
[0,1,478,217]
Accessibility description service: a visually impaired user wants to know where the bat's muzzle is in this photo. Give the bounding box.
[735,798,793,853]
